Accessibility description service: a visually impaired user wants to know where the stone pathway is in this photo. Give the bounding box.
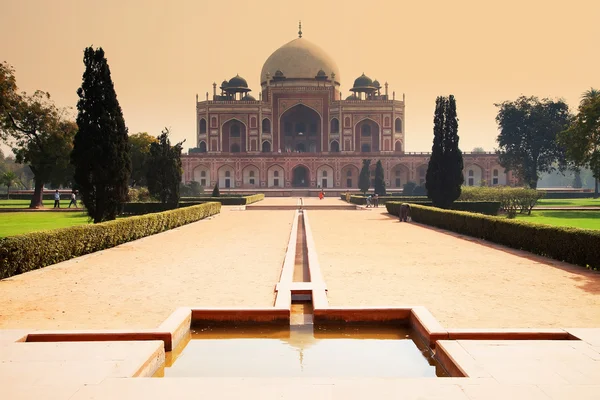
[308,208,600,328]
[0,208,294,330]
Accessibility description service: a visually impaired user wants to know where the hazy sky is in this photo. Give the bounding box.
[1,0,599,155]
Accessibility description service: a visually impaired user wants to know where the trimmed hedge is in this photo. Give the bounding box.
[404,204,600,269]
[386,201,501,216]
[543,191,596,199]
[178,194,265,205]
[3,194,59,201]
[0,202,221,279]
[348,195,428,205]
[121,201,204,216]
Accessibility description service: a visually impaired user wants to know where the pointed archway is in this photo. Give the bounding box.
[279,104,322,153]
[292,165,310,187]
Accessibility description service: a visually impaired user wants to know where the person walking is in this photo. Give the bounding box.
[399,203,411,222]
[53,190,61,209]
[373,193,379,208]
[68,191,78,208]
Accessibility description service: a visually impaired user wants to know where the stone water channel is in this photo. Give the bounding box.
[154,203,447,378]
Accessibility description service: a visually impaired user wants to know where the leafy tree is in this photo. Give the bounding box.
[71,47,131,223]
[129,132,157,187]
[374,160,386,195]
[212,183,220,197]
[472,147,486,153]
[559,88,600,197]
[0,62,18,133]
[1,88,77,207]
[426,95,464,208]
[146,128,184,205]
[1,170,21,199]
[358,159,371,194]
[495,96,571,189]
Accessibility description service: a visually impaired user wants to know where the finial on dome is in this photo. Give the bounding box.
[298,21,302,38]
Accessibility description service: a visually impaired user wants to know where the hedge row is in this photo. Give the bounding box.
[3,194,58,201]
[543,191,596,199]
[386,201,501,216]
[348,195,428,205]
[178,194,265,205]
[0,202,221,279]
[121,201,204,216]
[404,204,600,269]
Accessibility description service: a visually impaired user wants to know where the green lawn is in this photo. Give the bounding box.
[0,212,91,237]
[536,198,600,207]
[0,199,83,208]
[516,210,600,230]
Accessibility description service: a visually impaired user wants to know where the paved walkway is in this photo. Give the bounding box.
[308,208,600,328]
[0,208,294,330]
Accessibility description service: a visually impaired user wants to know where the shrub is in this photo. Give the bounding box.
[0,202,221,279]
[212,183,220,197]
[405,204,600,269]
[385,201,501,216]
[121,201,204,216]
[459,186,544,215]
[543,191,595,199]
[171,194,264,206]
[349,195,428,205]
[127,187,153,202]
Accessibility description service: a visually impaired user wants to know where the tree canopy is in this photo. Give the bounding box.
[0,68,77,208]
[71,47,131,223]
[146,128,183,205]
[559,88,600,196]
[495,96,571,189]
[129,132,157,187]
[425,95,464,208]
[1,170,21,198]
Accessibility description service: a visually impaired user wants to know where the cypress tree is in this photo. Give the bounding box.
[358,159,371,194]
[425,97,445,205]
[212,183,220,197]
[426,95,464,208]
[374,160,386,195]
[146,128,183,205]
[443,95,464,204]
[71,47,130,223]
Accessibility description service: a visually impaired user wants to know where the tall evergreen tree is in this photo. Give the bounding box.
[146,128,183,205]
[426,95,464,208]
[374,160,386,195]
[71,47,131,223]
[425,97,445,204]
[358,159,371,194]
[443,95,464,202]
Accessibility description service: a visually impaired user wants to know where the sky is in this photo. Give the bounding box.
[1,0,599,155]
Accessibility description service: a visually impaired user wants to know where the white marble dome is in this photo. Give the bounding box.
[260,38,340,84]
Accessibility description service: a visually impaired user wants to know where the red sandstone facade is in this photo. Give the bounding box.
[182,33,512,192]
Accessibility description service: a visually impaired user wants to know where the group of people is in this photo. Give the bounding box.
[53,189,79,209]
[364,194,411,222]
[365,194,380,207]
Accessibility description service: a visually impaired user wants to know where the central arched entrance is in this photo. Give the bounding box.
[292,165,309,187]
[280,104,321,153]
